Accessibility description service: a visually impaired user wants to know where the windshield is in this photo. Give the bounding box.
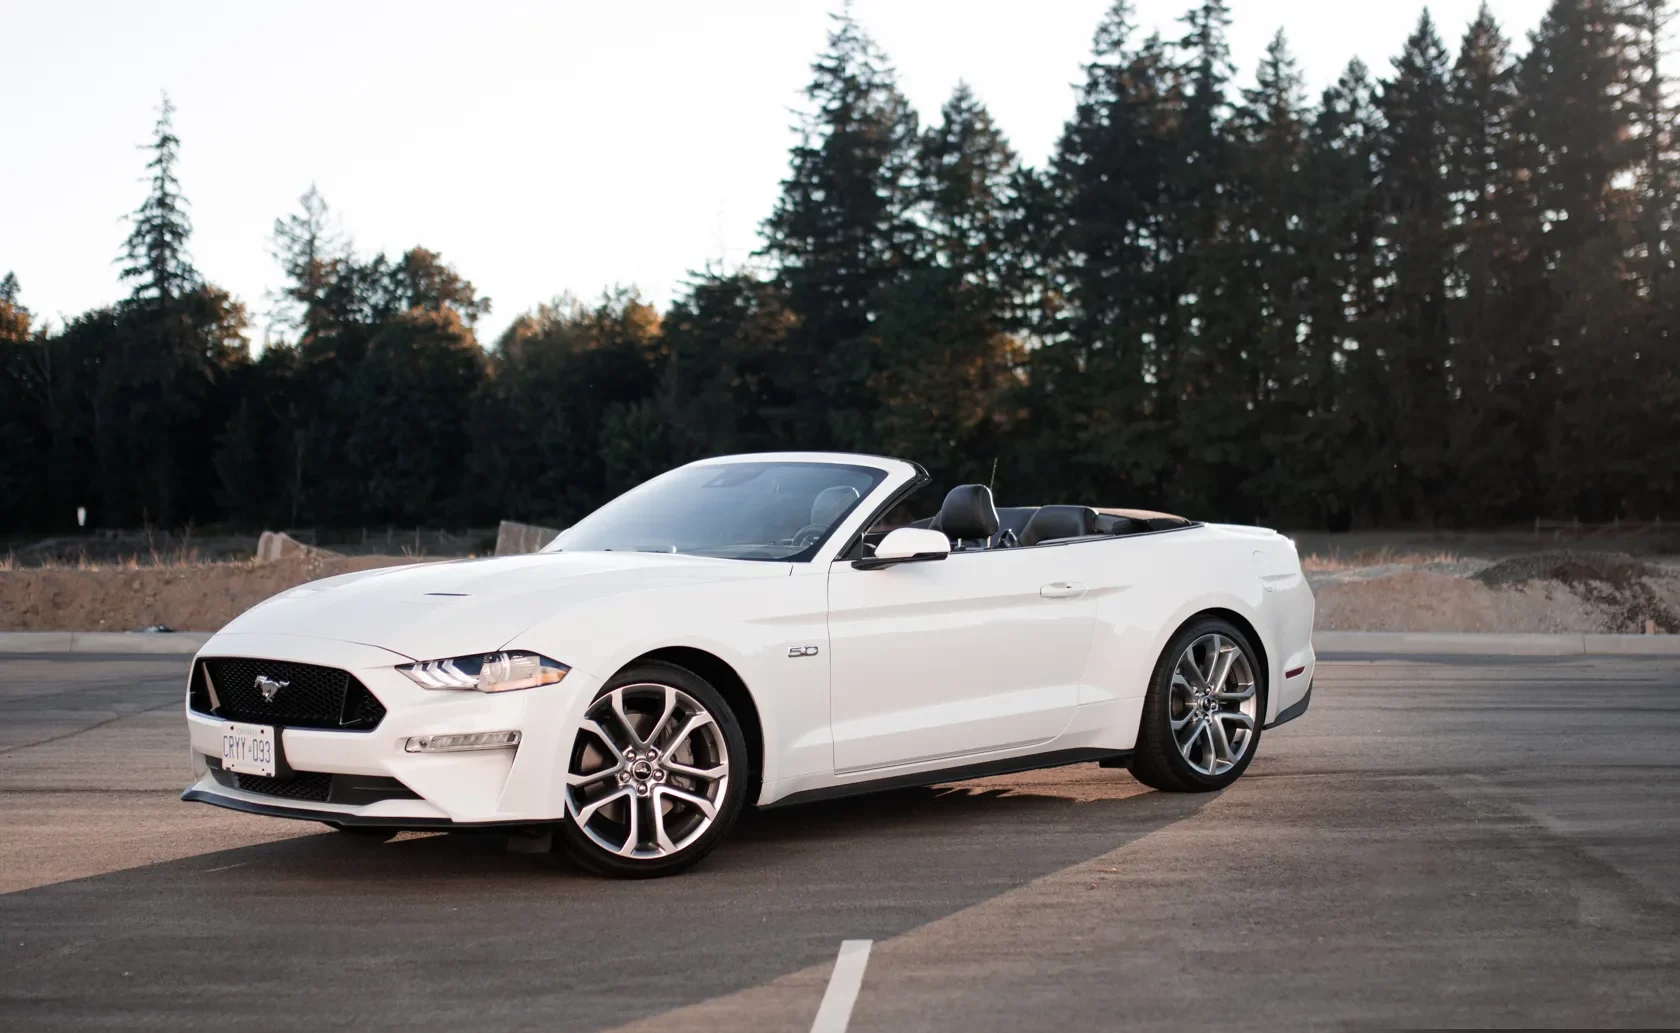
[547,461,887,561]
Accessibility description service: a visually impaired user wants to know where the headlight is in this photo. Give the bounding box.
[397,651,569,693]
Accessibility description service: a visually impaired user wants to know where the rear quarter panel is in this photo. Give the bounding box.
[1075,524,1313,745]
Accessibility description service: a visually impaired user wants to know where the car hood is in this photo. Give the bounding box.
[216,551,790,660]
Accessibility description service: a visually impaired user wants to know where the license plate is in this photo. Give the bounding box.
[221,722,276,777]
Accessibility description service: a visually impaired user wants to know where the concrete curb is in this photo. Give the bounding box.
[0,631,212,655]
[1314,631,1680,656]
[0,629,1673,657]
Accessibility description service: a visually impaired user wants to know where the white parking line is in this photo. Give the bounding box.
[810,939,873,1033]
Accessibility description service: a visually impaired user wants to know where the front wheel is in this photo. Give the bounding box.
[555,661,748,878]
[1130,618,1265,792]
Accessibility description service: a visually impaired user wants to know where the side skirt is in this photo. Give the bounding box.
[760,747,1133,810]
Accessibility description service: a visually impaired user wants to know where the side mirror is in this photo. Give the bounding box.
[853,527,950,570]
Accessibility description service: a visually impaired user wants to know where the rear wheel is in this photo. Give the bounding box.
[1130,618,1264,792]
[555,661,748,878]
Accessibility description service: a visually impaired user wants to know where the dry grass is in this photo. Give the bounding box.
[2,546,479,573]
[1300,548,1461,572]
[0,553,426,632]
[1,547,222,572]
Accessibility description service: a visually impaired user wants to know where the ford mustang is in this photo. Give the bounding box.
[182,452,1315,876]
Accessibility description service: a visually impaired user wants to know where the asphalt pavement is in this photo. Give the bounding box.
[1,651,1677,1031]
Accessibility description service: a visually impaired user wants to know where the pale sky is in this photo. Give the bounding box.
[3,0,1553,344]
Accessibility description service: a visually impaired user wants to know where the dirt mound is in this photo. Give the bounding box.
[0,555,421,633]
[1473,550,1661,587]
[1314,571,1593,633]
[1471,551,1679,632]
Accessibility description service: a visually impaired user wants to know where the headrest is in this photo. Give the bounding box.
[810,485,861,528]
[937,484,1000,542]
[1020,505,1097,546]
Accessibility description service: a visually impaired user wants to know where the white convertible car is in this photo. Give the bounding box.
[183,452,1315,876]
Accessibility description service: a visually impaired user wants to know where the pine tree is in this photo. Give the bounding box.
[760,7,919,449]
[659,271,796,459]
[1027,0,1176,504]
[1375,12,1454,523]
[269,185,346,347]
[914,82,1020,296]
[0,275,46,528]
[468,292,663,524]
[1522,0,1643,518]
[0,273,27,344]
[96,96,250,525]
[1231,32,1312,521]
[867,83,1023,489]
[1620,0,1680,509]
[1163,0,1243,516]
[1442,5,1541,521]
[1299,60,1386,528]
[119,94,199,303]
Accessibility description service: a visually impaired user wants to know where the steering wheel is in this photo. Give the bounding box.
[789,524,827,548]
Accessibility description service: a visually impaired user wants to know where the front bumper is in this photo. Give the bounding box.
[182,632,599,826]
[179,787,538,828]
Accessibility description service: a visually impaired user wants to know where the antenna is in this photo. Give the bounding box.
[988,457,998,494]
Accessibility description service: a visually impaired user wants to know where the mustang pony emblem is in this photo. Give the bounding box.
[254,675,289,702]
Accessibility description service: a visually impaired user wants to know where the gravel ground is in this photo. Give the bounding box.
[1310,551,1680,634]
[4,548,1679,635]
[0,555,420,632]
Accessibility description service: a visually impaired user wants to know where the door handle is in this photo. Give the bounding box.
[1040,581,1086,599]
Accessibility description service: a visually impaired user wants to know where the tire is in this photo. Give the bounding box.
[554,660,749,878]
[1130,617,1266,793]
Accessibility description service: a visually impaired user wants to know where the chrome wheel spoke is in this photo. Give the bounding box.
[567,682,730,861]
[1201,634,1223,683]
[1177,654,1210,694]
[653,800,678,855]
[655,785,717,820]
[578,718,625,763]
[567,765,622,788]
[615,795,642,856]
[1170,632,1260,777]
[609,690,645,748]
[1208,715,1233,768]
[1215,710,1255,732]
[573,785,633,826]
[662,712,715,758]
[644,685,678,750]
[1208,645,1236,695]
[1177,717,1208,755]
[662,758,727,781]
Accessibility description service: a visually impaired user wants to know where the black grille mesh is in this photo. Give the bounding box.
[206,761,418,805]
[233,772,330,802]
[234,771,332,801]
[199,658,385,731]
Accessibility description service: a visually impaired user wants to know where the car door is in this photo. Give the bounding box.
[825,545,1098,773]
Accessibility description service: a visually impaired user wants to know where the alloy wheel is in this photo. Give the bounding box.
[565,683,731,859]
[1168,633,1258,776]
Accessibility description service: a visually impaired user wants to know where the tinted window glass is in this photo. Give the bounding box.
[547,462,886,561]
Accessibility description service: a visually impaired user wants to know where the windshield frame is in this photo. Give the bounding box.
[544,455,913,564]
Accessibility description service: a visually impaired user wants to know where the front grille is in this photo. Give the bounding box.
[234,770,333,802]
[195,658,386,731]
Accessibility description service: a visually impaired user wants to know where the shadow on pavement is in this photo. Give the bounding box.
[0,776,1207,1033]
